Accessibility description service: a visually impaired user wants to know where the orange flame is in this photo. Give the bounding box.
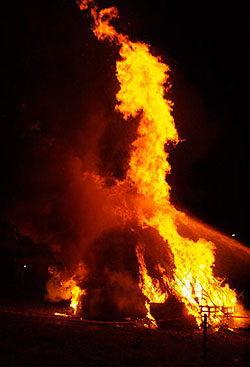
[74,1,238,326]
[47,262,87,316]
[136,243,167,325]
[60,279,86,314]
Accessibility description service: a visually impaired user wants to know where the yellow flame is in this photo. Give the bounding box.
[136,243,167,325]
[71,284,87,313]
[118,37,237,325]
[48,261,87,316]
[136,243,167,304]
[61,279,86,314]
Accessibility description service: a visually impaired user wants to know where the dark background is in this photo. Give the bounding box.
[1,0,248,249]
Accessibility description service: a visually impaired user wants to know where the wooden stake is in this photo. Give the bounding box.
[203,313,207,361]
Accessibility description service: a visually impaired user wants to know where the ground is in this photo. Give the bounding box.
[1,291,250,367]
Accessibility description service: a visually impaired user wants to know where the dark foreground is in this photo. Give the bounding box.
[1,308,250,367]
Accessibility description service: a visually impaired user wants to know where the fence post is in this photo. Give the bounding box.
[203,313,207,361]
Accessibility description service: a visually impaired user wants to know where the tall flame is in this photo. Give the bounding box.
[69,1,238,325]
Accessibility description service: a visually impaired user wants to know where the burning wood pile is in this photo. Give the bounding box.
[14,0,250,329]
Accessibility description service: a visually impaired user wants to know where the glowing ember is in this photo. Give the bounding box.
[54,312,70,318]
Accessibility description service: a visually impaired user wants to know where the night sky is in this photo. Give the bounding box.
[1,0,248,249]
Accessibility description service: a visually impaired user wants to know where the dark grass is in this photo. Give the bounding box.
[1,311,250,367]
[1,302,250,367]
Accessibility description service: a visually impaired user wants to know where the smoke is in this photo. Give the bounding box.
[13,113,176,319]
[233,304,250,329]
[9,5,160,318]
[12,86,148,319]
[14,135,133,255]
[82,227,145,320]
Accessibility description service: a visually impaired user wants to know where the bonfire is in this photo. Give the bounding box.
[19,0,248,329]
